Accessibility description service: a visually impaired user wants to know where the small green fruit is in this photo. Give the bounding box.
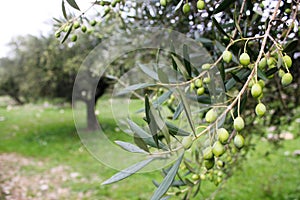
[160,0,167,6]
[212,141,225,157]
[285,8,291,14]
[81,25,87,33]
[182,3,190,14]
[282,55,292,68]
[217,128,229,144]
[222,50,232,63]
[190,82,195,91]
[73,21,80,29]
[195,79,203,88]
[202,63,211,70]
[200,174,206,180]
[55,31,61,38]
[203,77,211,84]
[90,20,97,26]
[281,73,293,86]
[197,0,205,10]
[203,147,213,160]
[192,174,200,180]
[204,159,215,170]
[217,160,225,168]
[71,34,77,42]
[234,116,244,131]
[197,87,205,96]
[258,80,265,88]
[278,69,285,77]
[234,134,245,149]
[255,103,266,117]
[267,57,275,66]
[104,6,111,14]
[182,135,193,149]
[205,109,217,123]
[239,53,250,66]
[258,57,267,69]
[251,83,262,98]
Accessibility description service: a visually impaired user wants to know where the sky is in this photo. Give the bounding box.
[0,0,91,58]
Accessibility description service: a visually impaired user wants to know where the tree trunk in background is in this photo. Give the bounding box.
[86,99,98,131]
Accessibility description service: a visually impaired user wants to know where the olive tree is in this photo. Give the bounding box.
[56,0,299,199]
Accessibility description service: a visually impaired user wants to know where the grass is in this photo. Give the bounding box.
[0,98,300,199]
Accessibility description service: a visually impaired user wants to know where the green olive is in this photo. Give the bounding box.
[239,53,250,66]
[233,116,244,131]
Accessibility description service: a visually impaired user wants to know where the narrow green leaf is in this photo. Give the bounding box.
[150,152,184,200]
[177,90,196,136]
[116,83,155,96]
[170,41,177,71]
[195,37,213,44]
[283,39,298,53]
[183,44,191,77]
[173,102,183,120]
[66,0,80,10]
[128,119,168,151]
[213,0,235,14]
[257,67,268,81]
[165,121,190,136]
[62,0,68,20]
[171,55,189,79]
[174,0,184,11]
[183,160,196,173]
[265,67,278,77]
[61,23,73,44]
[153,90,172,106]
[233,10,243,36]
[230,72,242,83]
[219,64,225,81]
[212,17,230,38]
[134,134,150,153]
[145,95,159,148]
[157,68,169,83]
[138,63,159,80]
[102,158,154,185]
[115,141,148,154]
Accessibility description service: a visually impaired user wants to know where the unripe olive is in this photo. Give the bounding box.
[195,79,203,88]
[255,103,266,117]
[90,20,97,26]
[251,83,262,98]
[285,8,291,14]
[258,57,267,69]
[258,80,265,88]
[197,0,205,10]
[233,116,244,131]
[73,21,80,29]
[212,141,225,157]
[222,50,232,63]
[234,134,245,149]
[200,174,206,180]
[217,160,225,168]
[192,174,200,180]
[55,31,61,38]
[160,0,167,6]
[203,147,213,160]
[278,69,285,77]
[205,109,217,123]
[104,6,111,14]
[204,159,215,170]
[217,128,229,144]
[71,34,77,42]
[202,63,211,70]
[81,25,87,33]
[282,55,292,68]
[239,53,250,66]
[267,57,275,66]
[203,77,211,84]
[190,82,195,91]
[197,87,205,96]
[182,135,193,149]
[281,73,293,86]
[182,3,190,14]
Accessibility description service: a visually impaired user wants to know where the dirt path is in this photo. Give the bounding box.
[0,153,91,200]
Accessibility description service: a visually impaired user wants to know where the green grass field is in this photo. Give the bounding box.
[0,98,300,199]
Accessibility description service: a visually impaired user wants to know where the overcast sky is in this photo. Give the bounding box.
[0,0,91,58]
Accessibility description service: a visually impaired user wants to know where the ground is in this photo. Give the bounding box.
[0,153,93,200]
